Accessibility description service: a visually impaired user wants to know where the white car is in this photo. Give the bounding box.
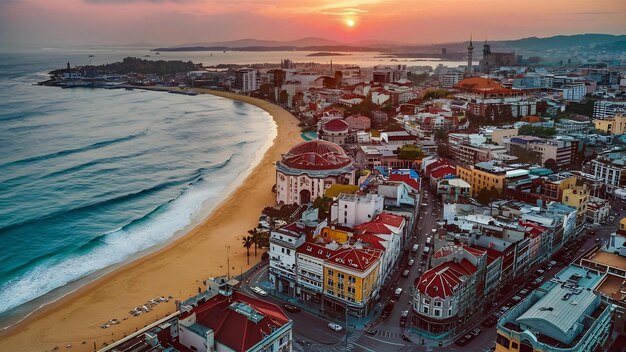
[328,322,343,331]
[252,286,267,296]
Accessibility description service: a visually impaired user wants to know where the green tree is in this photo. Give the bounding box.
[518,125,557,138]
[434,128,448,143]
[476,187,501,206]
[397,144,424,160]
[248,228,263,257]
[312,196,333,219]
[242,235,253,265]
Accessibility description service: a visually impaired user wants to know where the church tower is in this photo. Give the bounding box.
[465,35,473,78]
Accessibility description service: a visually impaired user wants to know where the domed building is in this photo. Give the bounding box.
[319,118,350,144]
[276,140,357,205]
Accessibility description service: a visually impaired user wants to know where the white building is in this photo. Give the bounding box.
[269,223,308,297]
[235,68,259,93]
[330,193,384,228]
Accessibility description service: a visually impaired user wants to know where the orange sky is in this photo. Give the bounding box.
[0,0,624,47]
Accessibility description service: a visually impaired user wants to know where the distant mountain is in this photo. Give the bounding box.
[497,34,626,51]
[157,34,626,54]
[171,37,342,49]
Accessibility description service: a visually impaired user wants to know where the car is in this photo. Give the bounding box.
[471,328,481,336]
[328,323,343,331]
[408,258,415,266]
[595,238,601,243]
[481,317,497,327]
[283,304,301,313]
[402,269,410,277]
[455,336,469,346]
[252,286,268,296]
[536,269,545,275]
[519,289,529,296]
[420,260,426,266]
[365,329,377,336]
[412,244,419,253]
[381,303,394,319]
[394,288,403,298]
[401,309,409,318]
[511,295,522,302]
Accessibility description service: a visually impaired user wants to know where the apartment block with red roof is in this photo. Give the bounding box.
[323,246,383,318]
[176,290,293,352]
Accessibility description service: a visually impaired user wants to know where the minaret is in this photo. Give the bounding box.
[465,35,473,78]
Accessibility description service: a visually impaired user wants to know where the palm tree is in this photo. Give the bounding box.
[242,235,253,265]
[248,228,261,257]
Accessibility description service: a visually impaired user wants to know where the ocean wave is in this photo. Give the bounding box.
[0,132,147,168]
[0,171,228,315]
[0,177,183,235]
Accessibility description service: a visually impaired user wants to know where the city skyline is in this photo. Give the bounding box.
[0,0,624,48]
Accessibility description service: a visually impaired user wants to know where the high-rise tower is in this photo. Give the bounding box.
[465,35,473,78]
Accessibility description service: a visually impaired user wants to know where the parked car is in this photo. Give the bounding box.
[408,258,415,266]
[283,304,301,313]
[365,329,377,336]
[328,323,343,331]
[402,269,410,277]
[455,336,469,346]
[252,286,267,296]
[400,310,409,326]
[381,303,394,319]
[481,316,498,327]
[394,288,403,298]
[471,328,481,336]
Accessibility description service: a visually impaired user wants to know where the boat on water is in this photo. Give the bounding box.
[88,54,95,58]
[168,90,198,96]
[156,52,160,55]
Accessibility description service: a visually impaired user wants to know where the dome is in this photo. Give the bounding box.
[322,118,349,132]
[281,140,352,170]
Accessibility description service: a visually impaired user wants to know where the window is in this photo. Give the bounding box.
[434,300,442,307]
[422,297,430,305]
[434,309,441,317]
[496,334,510,349]
[328,269,334,276]
[422,306,429,314]
[512,342,519,349]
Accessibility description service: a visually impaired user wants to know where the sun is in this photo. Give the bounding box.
[346,19,355,27]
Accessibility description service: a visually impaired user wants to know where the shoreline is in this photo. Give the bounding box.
[0,89,303,351]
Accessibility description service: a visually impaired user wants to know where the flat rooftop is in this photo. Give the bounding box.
[596,274,626,301]
[588,251,626,270]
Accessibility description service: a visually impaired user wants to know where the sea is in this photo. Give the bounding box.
[0,48,463,329]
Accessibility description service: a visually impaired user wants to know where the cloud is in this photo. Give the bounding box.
[84,0,191,4]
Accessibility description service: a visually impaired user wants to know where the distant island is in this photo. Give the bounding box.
[306,52,351,57]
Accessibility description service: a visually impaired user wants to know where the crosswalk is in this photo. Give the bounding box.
[299,331,363,352]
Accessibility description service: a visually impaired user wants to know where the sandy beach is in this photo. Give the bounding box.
[0,89,302,351]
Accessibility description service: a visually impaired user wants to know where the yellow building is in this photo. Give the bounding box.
[594,114,626,135]
[456,162,507,196]
[319,226,352,244]
[323,247,382,318]
[620,217,626,232]
[561,185,589,225]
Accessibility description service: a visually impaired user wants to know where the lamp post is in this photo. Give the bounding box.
[344,307,349,352]
[226,245,230,279]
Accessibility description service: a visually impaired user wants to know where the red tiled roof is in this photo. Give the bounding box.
[389,174,421,191]
[346,114,370,123]
[376,213,405,228]
[430,165,456,180]
[463,245,485,257]
[478,246,503,265]
[281,140,352,170]
[186,292,289,352]
[519,221,547,238]
[354,213,405,235]
[352,234,387,250]
[297,242,337,260]
[454,77,513,94]
[355,221,393,235]
[327,247,382,271]
[415,259,476,299]
[323,118,349,132]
